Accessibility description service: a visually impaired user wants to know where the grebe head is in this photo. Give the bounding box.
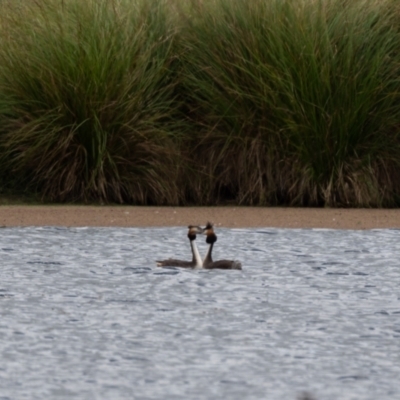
[203,221,217,244]
[187,225,205,241]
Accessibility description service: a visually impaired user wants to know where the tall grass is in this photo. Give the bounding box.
[1,0,400,206]
[180,0,400,206]
[0,0,184,204]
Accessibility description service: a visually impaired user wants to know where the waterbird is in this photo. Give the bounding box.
[202,222,242,270]
[156,225,204,268]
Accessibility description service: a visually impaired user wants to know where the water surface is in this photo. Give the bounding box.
[0,227,399,400]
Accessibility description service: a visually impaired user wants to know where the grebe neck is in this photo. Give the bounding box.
[204,242,214,266]
[190,239,203,268]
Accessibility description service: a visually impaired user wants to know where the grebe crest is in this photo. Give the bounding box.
[204,222,217,244]
[188,225,204,241]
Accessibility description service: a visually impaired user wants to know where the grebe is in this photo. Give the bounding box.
[156,225,204,268]
[202,222,242,270]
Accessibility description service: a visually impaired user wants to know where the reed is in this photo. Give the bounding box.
[0,0,184,204]
[1,0,400,206]
[180,0,400,206]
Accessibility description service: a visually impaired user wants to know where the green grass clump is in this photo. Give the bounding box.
[0,0,184,204]
[180,0,400,206]
[2,0,400,207]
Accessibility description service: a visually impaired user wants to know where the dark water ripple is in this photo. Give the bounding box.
[0,226,399,400]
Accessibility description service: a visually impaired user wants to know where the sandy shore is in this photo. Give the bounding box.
[1,205,400,229]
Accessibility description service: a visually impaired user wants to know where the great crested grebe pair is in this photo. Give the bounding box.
[156,222,242,270]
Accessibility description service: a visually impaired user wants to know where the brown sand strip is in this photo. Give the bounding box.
[0,206,400,229]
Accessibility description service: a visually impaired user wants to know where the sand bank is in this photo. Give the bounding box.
[1,206,400,229]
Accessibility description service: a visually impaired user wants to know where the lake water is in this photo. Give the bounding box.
[0,226,399,400]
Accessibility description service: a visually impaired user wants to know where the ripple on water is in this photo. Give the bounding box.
[0,226,399,400]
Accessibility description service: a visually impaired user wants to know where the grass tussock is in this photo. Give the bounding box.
[0,0,184,204]
[1,0,400,206]
[180,0,400,206]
